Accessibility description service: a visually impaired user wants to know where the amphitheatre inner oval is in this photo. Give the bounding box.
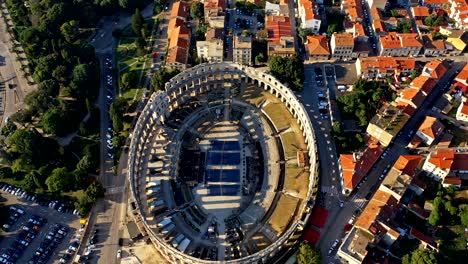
[131,64,316,263]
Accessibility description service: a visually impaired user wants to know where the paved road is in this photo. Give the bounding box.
[0,8,35,125]
[76,5,155,263]
[318,60,466,262]
[296,64,342,215]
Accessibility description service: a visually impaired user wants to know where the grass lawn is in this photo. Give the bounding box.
[281,132,303,158]
[268,194,299,234]
[263,102,292,130]
[284,166,308,199]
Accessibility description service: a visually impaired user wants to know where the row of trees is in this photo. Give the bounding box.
[1,0,138,214]
[428,186,468,226]
[268,55,304,91]
[337,79,396,126]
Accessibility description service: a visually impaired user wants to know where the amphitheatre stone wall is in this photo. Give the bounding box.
[127,62,320,263]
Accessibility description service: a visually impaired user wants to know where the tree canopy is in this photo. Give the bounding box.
[45,167,72,192]
[337,79,395,126]
[402,249,438,264]
[268,55,304,91]
[297,243,322,264]
[190,2,204,19]
[150,67,180,93]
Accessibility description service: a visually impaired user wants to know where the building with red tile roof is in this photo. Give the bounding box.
[395,87,425,115]
[421,35,447,57]
[170,1,188,19]
[340,144,383,192]
[422,149,468,182]
[454,63,468,88]
[411,6,431,19]
[448,0,468,30]
[204,0,226,28]
[410,75,437,96]
[379,32,423,57]
[299,0,322,33]
[393,155,423,176]
[355,186,399,232]
[266,15,292,43]
[443,176,462,188]
[356,57,416,79]
[168,17,185,37]
[415,116,445,146]
[266,15,295,57]
[305,35,330,60]
[330,33,355,60]
[383,155,423,199]
[422,60,449,79]
[167,24,191,70]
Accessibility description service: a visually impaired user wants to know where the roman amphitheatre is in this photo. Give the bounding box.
[127,62,318,263]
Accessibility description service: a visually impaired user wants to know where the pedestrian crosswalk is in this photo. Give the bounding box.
[350,195,368,209]
[321,186,338,195]
[106,186,124,195]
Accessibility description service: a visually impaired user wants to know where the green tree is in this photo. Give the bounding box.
[86,182,105,202]
[60,20,77,43]
[41,107,65,135]
[332,121,343,134]
[76,154,97,173]
[121,71,138,90]
[150,67,180,92]
[74,195,92,216]
[428,207,441,226]
[396,21,412,33]
[459,204,468,227]
[255,53,265,65]
[402,249,437,264]
[25,89,55,115]
[444,199,458,216]
[297,243,322,264]
[190,2,204,19]
[45,167,71,192]
[131,8,144,37]
[135,36,147,56]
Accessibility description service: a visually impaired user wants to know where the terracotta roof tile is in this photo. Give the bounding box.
[412,6,430,17]
[427,149,455,169]
[393,155,423,176]
[266,16,292,44]
[170,1,187,19]
[423,60,448,79]
[460,100,468,115]
[306,35,330,55]
[380,33,402,49]
[410,76,436,95]
[341,144,383,190]
[355,188,399,231]
[423,0,446,5]
[455,63,468,84]
[443,176,462,185]
[332,32,354,47]
[418,116,444,140]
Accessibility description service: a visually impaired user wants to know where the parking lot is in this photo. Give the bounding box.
[0,185,81,264]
